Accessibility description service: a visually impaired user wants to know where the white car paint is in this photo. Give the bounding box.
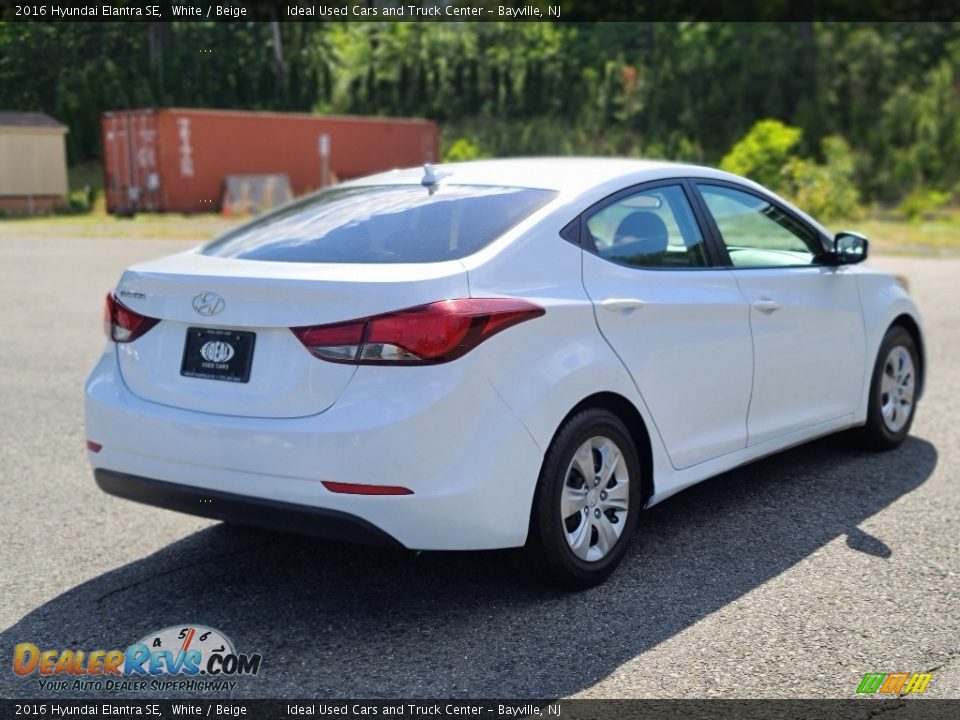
[85,158,925,551]
[732,265,866,445]
[581,252,754,469]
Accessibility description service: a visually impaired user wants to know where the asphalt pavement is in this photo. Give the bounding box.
[0,235,957,699]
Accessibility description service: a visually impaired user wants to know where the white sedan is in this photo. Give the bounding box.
[85,158,925,588]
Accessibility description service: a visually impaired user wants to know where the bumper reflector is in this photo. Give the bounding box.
[321,481,413,496]
[86,440,103,453]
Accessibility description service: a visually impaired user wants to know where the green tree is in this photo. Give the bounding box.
[3,20,960,208]
[720,120,803,191]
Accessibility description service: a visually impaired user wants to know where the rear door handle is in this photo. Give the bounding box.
[751,297,782,314]
[600,297,646,313]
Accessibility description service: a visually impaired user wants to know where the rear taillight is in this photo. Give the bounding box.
[104,293,160,343]
[291,299,544,365]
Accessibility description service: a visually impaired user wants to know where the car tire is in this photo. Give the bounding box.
[857,325,920,451]
[524,408,642,590]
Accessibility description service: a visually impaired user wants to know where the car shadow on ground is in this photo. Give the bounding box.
[1,434,937,699]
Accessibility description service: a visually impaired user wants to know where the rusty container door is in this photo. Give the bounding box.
[153,110,206,213]
[312,116,438,185]
[111,108,439,214]
[102,110,163,215]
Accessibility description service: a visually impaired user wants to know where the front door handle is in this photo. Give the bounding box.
[600,297,646,313]
[752,297,782,314]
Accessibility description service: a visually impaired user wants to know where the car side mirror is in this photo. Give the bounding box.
[832,231,869,265]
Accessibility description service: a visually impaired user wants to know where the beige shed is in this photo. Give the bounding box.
[0,112,68,213]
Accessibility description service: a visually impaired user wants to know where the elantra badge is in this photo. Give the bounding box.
[200,340,235,364]
[192,291,225,316]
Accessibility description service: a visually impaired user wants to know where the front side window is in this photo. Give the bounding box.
[585,185,708,269]
[202,185,557,264]
[698,184,822,268]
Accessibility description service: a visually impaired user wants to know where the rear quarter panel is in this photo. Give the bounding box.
[462,212,674,499]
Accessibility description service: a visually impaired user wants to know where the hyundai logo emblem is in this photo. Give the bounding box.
[192,291,225,316]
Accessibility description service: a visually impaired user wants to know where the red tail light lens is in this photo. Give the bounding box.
[292,299,544,365]
[104,293,160,343]
[322,481,413,496]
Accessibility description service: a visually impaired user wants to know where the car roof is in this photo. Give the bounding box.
[342,157,739,193]
[338,157,833,241]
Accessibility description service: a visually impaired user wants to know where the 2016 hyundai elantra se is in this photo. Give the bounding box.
[85,158,925,588]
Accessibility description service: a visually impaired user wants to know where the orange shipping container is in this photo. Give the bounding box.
[102,108,438,215]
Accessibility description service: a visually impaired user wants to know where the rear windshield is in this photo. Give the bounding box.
[201,184,557,264]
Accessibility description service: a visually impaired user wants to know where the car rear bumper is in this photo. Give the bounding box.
[95,469,404,548]
[84,347,543,550]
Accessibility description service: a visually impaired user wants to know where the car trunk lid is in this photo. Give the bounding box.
[113,250,470,418]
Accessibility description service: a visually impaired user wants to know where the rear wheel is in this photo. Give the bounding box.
[524,408,641,589]
[858,325,919,450]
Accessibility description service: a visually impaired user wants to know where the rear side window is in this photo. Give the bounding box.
[201,185,556,264]
[585,184,708,269]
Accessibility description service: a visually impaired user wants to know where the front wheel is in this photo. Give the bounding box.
[857,325,920,450]
[524,408,641,589]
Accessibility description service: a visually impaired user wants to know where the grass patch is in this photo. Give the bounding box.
[833,210,960,257]
[0,211,241,241]
[0,160,239,241]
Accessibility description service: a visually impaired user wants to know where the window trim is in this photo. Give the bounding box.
[570,178,726,271]
[559,216,580,246]
[690,179,832,270]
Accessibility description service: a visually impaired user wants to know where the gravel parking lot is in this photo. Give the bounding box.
[0,235,957,699]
